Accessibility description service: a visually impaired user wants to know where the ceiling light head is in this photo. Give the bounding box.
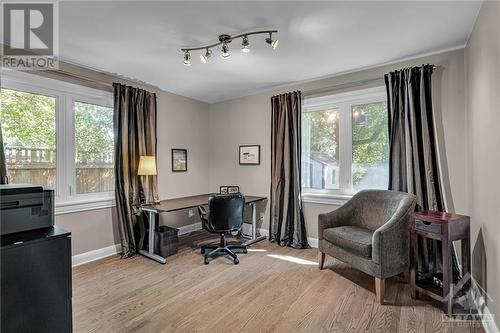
[183,51,191,66]
[200,48,212,63]
[241,35,250,53]
[221,42,230,59]
[266,33,278,50]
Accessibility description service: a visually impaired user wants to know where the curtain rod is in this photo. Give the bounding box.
[45,65,159,92]
[303,77,384,97]
[46,69,113,89]
[303,65,440,98]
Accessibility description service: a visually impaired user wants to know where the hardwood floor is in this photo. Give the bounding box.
[73,231,484,333]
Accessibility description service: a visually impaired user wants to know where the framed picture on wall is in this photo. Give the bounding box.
[228,186,239,194]
[171,149,187,172]
[239,145,260,165]
[220,185,239,194]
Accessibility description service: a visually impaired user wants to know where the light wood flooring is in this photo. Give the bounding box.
[73,231,484,333]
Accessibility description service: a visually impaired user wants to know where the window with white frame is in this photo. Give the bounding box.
[0,71,114,213]
[301,86,389,202]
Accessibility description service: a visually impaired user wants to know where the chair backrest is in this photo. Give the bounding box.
[348,190,416,230]
[206,193,245,233]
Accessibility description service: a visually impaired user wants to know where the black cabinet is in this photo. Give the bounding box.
[1,226,72,333]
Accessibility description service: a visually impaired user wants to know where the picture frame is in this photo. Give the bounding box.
[219,185,239,194]
[239,145,260,165]
[219,186,228,194]
[227,185,240,194]
[171,149,187,172]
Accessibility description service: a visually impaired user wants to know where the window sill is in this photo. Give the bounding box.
[55,197,115,215]
[301,192,352,206]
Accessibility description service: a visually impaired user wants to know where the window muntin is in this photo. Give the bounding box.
[301,87,388,198]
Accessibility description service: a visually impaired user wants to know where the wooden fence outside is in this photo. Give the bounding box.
[5,146,114,193]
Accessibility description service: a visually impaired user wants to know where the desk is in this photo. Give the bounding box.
[140,194,267,264]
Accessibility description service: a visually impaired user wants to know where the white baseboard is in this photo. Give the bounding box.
[258,228,318,248]
[72,244,122,267]
[471,281,499,333]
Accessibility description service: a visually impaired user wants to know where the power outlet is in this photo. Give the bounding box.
[259,212,265,222]
[188,209,195,218]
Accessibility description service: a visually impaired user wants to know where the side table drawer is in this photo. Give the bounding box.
[415,219,441,235]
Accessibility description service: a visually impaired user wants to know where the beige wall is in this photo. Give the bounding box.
[209,49,467,238]
[156,89,210,229]
[465,1,500,327]
[56,208,119,255]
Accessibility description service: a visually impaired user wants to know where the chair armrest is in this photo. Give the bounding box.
[372,202,415,264]
[318,204,353,241]
[198,205,209,230]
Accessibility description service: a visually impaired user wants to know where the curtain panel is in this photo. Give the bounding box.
[270,91,309,249]
[385,64,459,280]
[385,65,444,211]
[113,83,158,257]
[0,123,8,184]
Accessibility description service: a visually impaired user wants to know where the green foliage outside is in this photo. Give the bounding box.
[303,109,339,159]
[74,101,113,164]
[352,102,389,184]
[0,89,113,164]
[0,89,56,149]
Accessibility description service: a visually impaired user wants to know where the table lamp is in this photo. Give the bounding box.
[138,155,159,204]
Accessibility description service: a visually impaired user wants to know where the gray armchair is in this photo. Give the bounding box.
[318,190,416,304]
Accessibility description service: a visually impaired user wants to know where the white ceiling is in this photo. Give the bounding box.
[59,1,481,103]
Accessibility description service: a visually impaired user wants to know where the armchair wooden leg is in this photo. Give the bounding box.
[375,277,385,305]
[318,251,325,270]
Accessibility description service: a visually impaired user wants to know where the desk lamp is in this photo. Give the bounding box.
[138,155,159,204]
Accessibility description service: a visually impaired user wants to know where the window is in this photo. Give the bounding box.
[301,86,389,203]
[74,101,114,194]
[0,71,114,213]
[1,89,57,189]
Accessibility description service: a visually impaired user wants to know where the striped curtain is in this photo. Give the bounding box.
[270,91,309,249]
[385,65,460,281]
[113,83,158,257]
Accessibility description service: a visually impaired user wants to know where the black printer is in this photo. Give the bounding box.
[0,184,54,235]
[1,184,72,333]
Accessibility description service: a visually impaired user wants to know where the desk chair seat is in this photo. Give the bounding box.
[198,193,247,265]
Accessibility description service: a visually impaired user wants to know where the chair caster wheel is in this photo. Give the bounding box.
[204,257,209,265]
[234,258,239,265]
[201,248,205,254]
[243,249,247,254]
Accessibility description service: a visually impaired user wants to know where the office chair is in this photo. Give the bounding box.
[198,193,247,265]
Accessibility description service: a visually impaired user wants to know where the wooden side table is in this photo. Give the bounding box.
[410,210,470,309]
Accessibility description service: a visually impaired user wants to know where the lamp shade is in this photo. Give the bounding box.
[138,156,157,176]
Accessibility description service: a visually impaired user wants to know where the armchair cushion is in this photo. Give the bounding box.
[323,226,374,259]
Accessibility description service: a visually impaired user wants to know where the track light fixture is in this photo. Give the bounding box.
[241,35,250,53]
[200,48,212,63]
[221,41,230,59]
[265,32,279,50]
[181,29,278,65]
[183,51,191,66]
